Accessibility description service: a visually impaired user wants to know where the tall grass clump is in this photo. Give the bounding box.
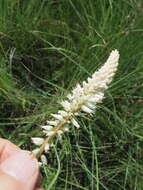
[0,0,143,189]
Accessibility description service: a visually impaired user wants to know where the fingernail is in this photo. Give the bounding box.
[0,151,38,183]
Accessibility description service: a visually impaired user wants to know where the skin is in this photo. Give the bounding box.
[0,138,43,190]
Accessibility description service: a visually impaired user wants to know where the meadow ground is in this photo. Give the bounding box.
[0,0,143,189]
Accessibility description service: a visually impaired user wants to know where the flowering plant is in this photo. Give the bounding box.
[31,50,119,164]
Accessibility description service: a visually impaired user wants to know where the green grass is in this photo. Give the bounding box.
[0,0,143,189]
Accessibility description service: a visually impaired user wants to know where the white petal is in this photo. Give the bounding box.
[57,134,62,141]
[87,77,92,83]
[44,143,50,153]
[81,95,88,102]
[99,83,107,89]
[38,162,42,166]
[89,97,99,103]
[74,112,80,116]
[51,114,63,120]
[31,137,44,146]
[81,105,93,113]
[60,101,71,111]
[86,102,96,109]
[41,125,53,131]
[43,130,54,136]
[58,110,68,117]
[67,94,73,100]
[71,118,80,129]
[47,120,59,126]
[64,127,69,132]
[83,81,87,87]
[72,84,83,95]
[89,93,104,103]
[76,83,82,90]
[41,155,48,165]
[32,148,40,155]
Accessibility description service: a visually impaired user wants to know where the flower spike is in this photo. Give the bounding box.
[31,50,119,160]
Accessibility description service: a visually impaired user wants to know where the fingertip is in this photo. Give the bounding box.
[0,138,20,162]
[0,170,22,190]
[25,158,40,190]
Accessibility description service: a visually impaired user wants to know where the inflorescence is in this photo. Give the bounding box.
[31,50,120,164]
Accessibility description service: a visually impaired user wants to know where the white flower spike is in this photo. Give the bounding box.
[32,50,119,159]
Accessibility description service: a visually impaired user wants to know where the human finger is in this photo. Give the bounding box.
[0,138,20,163]
[0,150,39,190]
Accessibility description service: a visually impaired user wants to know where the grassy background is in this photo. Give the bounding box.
[0,0,143,189]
